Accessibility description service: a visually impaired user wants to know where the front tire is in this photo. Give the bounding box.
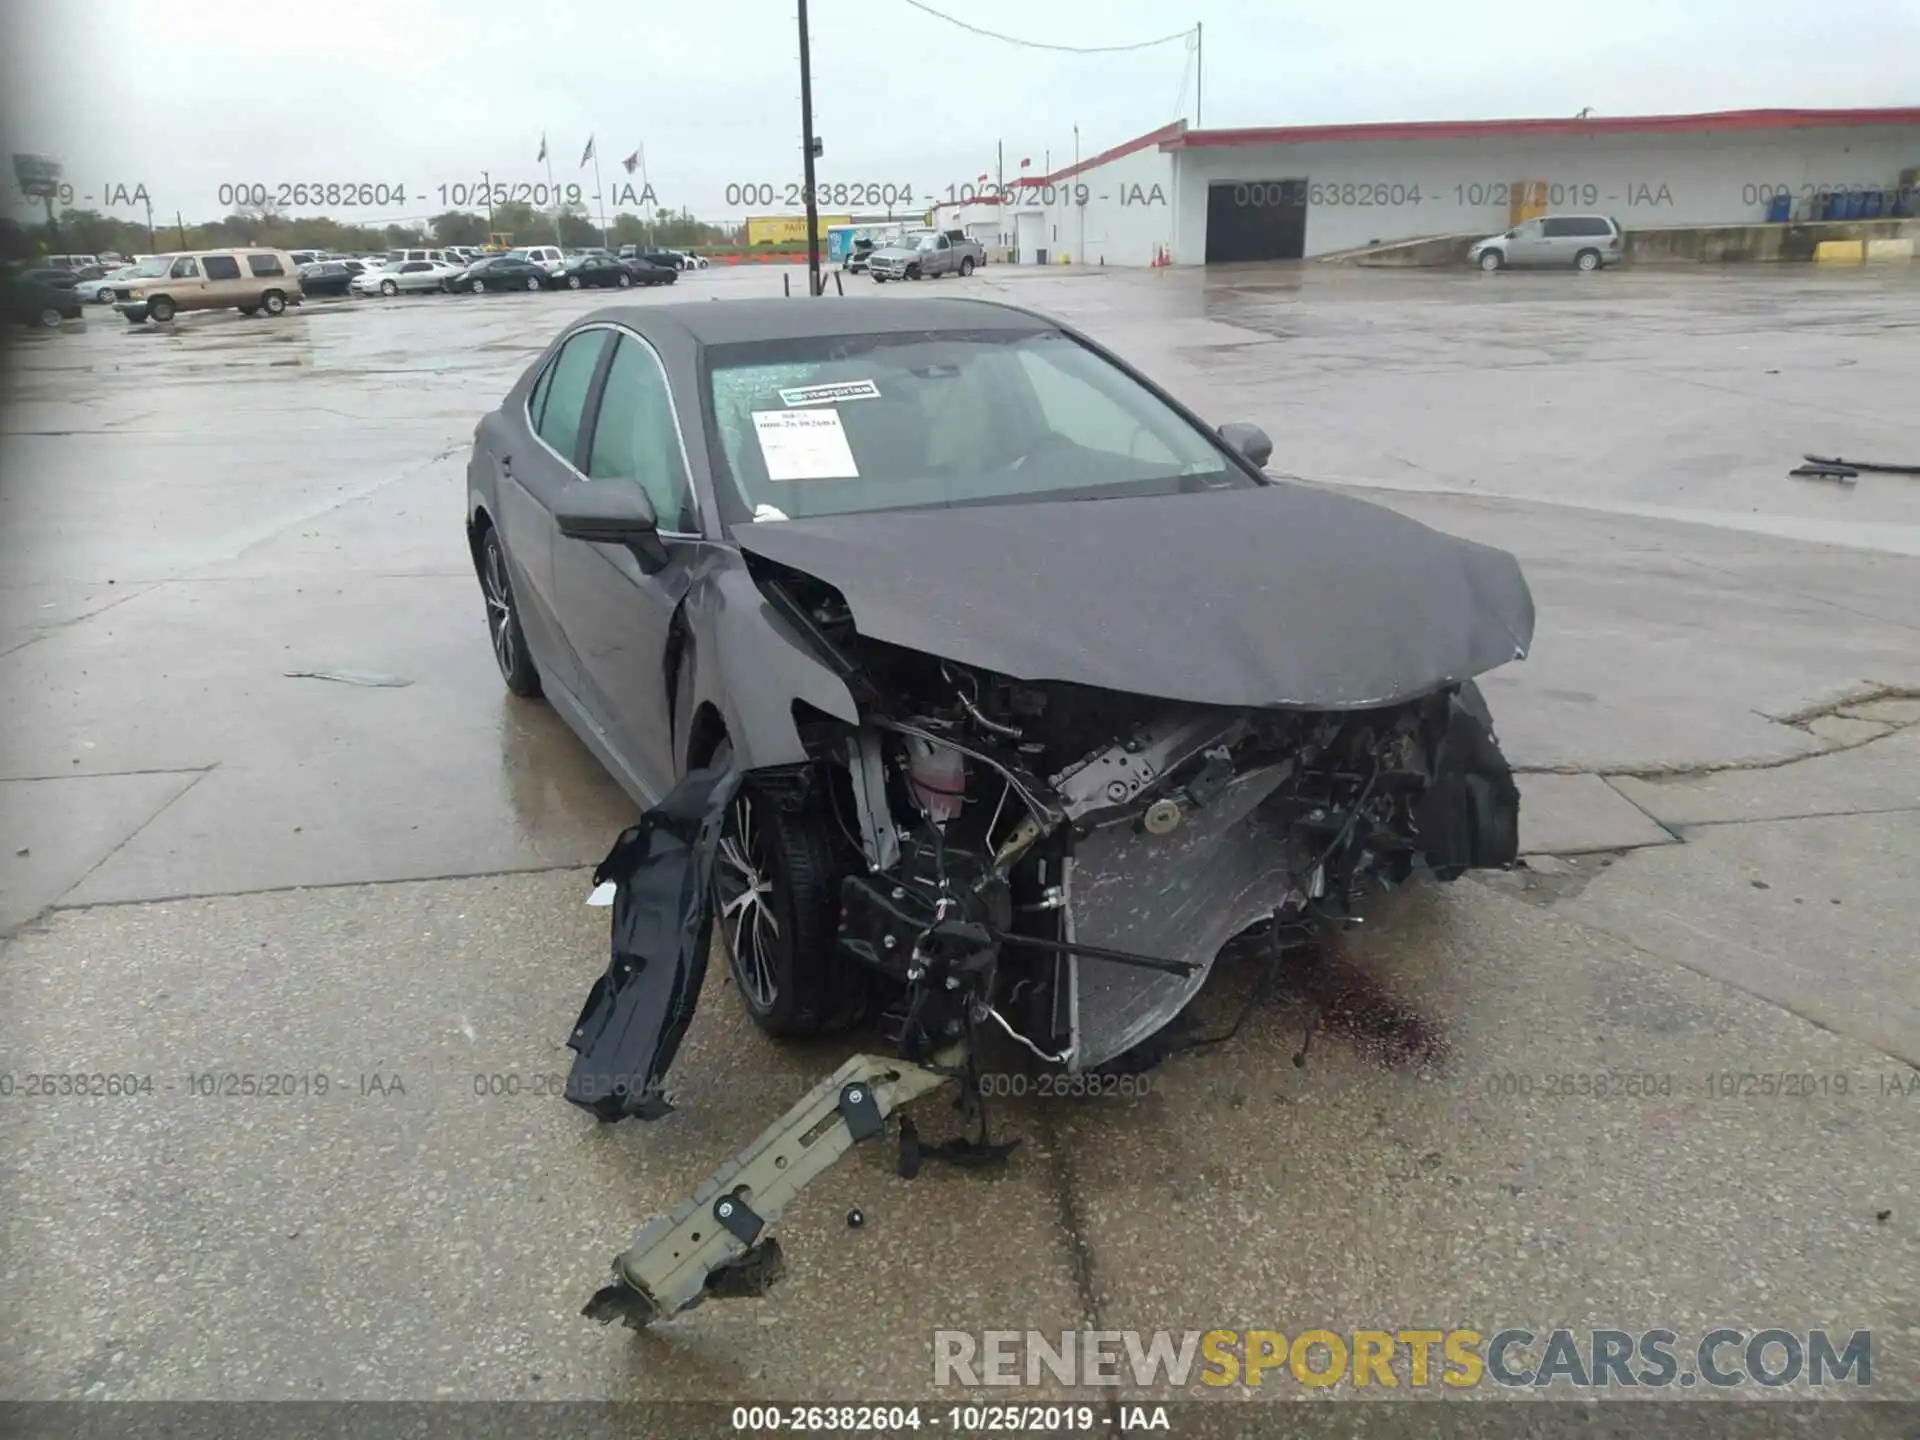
[36,306,64,328]
[262,290,286,315]
[380,279,398,296]
[149,296,176,322]
[616,271,631,287]
[1478,250,1504,272]
[478,525,541,699]
[713,746,867,1037]
[471,279,487,293]
[526,276,542,292]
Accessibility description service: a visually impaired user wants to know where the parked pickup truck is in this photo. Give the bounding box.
[867,228,983,282]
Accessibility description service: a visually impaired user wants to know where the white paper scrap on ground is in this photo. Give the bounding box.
[586,881,618,907]
[752,409,860,481]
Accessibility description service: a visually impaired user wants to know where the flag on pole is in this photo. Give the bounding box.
[622,150,640,175]
[1019,157,1031,169]
[580,135,596,167]
[537,133,548,163]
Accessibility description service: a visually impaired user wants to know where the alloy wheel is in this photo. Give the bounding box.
[482,535,517,680]
[717,791,779,1010]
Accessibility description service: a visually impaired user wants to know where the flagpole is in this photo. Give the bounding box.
[592,151,608,247]
[546,139,560,244]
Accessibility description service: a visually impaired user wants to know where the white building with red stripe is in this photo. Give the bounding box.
[928,108,1920,267]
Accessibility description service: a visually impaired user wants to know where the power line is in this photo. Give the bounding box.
[898,0,1192,54]
[1171,37,1196,121]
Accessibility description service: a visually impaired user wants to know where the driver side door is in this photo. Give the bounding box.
[551,329,705,801]
[165,254,207,302]
[1504,219,1548,266]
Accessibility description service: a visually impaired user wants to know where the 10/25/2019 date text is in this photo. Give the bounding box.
[730,1405,1135,1431]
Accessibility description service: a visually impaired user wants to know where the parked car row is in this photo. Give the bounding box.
[337,248,682,298]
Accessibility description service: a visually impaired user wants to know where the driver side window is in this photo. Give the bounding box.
[170,256,200,279]
[587,334,697,532]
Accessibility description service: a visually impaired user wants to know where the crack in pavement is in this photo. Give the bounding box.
[1515,684,1920,780]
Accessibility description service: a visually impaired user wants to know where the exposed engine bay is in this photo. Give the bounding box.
[564,558,1521,1327]
[767,564,1518,1075]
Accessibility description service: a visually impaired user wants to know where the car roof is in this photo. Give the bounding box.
[587,295,1050,347]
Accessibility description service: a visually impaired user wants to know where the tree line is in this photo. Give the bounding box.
[2,201,743,261]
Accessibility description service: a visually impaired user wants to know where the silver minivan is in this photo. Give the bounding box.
[1470,214,1623,271]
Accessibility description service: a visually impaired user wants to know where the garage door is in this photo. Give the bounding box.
[1205,180,1306,263]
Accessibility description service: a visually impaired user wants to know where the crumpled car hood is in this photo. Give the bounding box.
[736,483,1534,708]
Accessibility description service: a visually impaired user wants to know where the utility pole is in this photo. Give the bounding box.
[797,0,823,294]
[175,210,186,248]
[144,195,155,252]
[480,169,496,237]
[1195,23,1204,127]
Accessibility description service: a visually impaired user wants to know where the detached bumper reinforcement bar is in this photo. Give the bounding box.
[583,1046,962,1329]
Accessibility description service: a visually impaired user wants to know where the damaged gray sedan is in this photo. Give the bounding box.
[464,296,1531,1323]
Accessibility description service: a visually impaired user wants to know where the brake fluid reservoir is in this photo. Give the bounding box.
[907,737,967,824]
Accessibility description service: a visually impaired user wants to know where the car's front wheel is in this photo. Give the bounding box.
[479,525,541,698]
[470,279,487,293]
[713,746,867,1037]
[526,276,542,292]
[262,290,286,315]
[1478,250,1504,272]
[380,279,398,296]
[616,271,631,287]
[35,306,65,329]
[566,274,582,289]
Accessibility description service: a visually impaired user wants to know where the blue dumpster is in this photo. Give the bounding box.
[1767,192,1792,223]
[1843,191,1866,220]
[1861,189,1884,219]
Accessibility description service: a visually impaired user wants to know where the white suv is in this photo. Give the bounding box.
[506,245,566,277]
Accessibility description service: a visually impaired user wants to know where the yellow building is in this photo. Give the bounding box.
[746,213,853,246]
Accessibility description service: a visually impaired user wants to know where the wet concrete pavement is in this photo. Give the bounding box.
[2,262,1917,1403]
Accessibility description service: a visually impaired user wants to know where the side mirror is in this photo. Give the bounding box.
[1219,422,1273,468]
[554,480,669,572]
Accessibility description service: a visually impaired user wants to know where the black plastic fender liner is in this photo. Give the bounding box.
[565,765,743,1121]
[1414,683,1520,881]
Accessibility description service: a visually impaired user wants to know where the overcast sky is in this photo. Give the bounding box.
[4,0,1915,226]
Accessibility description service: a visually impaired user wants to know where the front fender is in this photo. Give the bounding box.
[677,556,859,774]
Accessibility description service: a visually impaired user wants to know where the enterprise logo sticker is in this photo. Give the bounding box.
[779,379,880,406]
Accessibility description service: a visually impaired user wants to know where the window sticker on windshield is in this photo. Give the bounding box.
[752,409,860,481]
[778,379,880,407]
